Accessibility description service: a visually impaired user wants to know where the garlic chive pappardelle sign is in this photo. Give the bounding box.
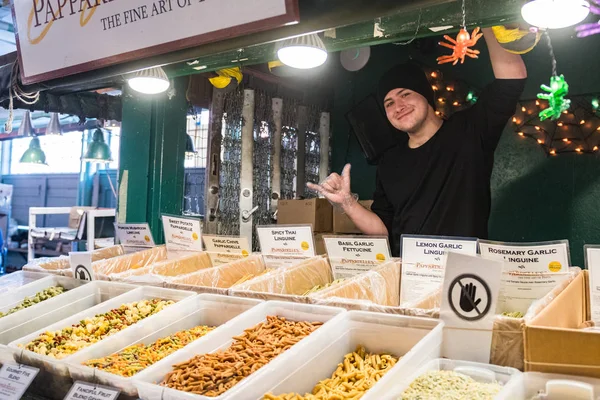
[161,215,202,252]
[257,225,315,269]
[12,0,299,84]
[479,240,571,315]
[400,235,478,306]
[202,235,250,266]
[323,236,392,280]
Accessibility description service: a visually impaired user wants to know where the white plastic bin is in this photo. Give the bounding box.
[0,271,50,293]
[244,310,444,400]
[367,358,522,399]
[8,286,196,400]
[1,275,87,315]
[134,301,346,400]
[66,294,262,397]
[0,281,137,347]
[498,372,600,400]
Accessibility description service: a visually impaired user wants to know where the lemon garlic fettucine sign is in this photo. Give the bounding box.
[161,215,202,252]
[257,225,314,267]
[400,235,478,306]
[478,240,570,273]
[323,236,391,279]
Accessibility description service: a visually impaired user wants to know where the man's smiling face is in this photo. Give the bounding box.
[383,88,431,133]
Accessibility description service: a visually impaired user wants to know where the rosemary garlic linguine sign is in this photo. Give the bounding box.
[12,0,299,84]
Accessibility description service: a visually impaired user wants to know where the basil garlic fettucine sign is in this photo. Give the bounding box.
[323,236,392,279]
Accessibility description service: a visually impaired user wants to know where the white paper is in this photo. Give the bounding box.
[400,235,478,306]
[479,240,570,273]
[115,223,155,247]
[324,236,391,279]
[498,271,571,314]
[69,252,95,281]
[161,215,202,252]
[206,252,247,267]
[0,363,39,400]
[261,254,310,270]
[203,235,250,254]
[586,246,600,325]
[257,225,315,260]
[64,381,120,400]
[440,252,503,363]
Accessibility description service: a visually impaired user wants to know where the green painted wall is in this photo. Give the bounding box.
[330,31,600,267]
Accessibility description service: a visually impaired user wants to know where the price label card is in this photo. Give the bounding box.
[0,363,39,400]
[440,252,503,363]
[324,236,391,279]
[161,215,203,252]
[70,252,94,281]
[497,271,571,315]
[478,240,570,273]
[400,235,478,306]
[257,225,315,268]
[586,245,600,325]
[203,235,251,266]
[115,223,155,247]
[261,254,311,269]
[64,381,120,400]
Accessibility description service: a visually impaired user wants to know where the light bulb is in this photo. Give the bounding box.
[563,138,570,142]
[438,98,445,103]
[432,85,438,91]
[538,139,544,144]
[522,106,527,112]
[453,101,460,106]
[431,72,438,78]
[594,146,599,151]
[277,34,328,69]
[522,0,589,29]
[576,147,583,153]
[580,120,586,125]
[128,67,170,95]
[446,86,454,92]
[597,126,600,131]
[550,149,557,155]
[536,100,541,106]
[518,132,525,136]
[512,117,518,123]
[557,122,564,126]
[535,126,541,131]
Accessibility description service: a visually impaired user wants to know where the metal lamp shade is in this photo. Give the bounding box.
[82,129,113,163]
[19,137,47,165]
[17,111,35,137]
[128,67,170,94]
[46,113,63,135]
[185,134,196,154]
[276,33,328,69]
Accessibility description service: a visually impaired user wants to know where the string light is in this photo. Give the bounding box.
[593,98,599,110]
[435,111,441,116]
[537,139,544,144]
[563,110,569,114]
[522,106,527,112]
[453,101,460,106]
[563,138,570,143]
[576,147,583,153]
[536,100,541,106]
[557,122,564,126]
[431,72,438,78]
[594,146,599,151]
[535,126,541,131]
[518,132,525,137]
[597,126,600,131]
[432,85,438,91]
[580,119,586,125]
[446,86,454,92]
[550,149,557,155]
[438,97,445,103]
[512,117,518,123]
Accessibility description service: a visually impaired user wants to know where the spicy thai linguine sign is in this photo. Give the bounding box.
[12,0,299,84]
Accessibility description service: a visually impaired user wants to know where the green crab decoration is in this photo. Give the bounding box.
[537,75,571,121]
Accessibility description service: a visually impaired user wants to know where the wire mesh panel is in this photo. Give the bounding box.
[218,88,244,236]
[281,98,299,200]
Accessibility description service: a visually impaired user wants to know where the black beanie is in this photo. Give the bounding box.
[377,63,435,109]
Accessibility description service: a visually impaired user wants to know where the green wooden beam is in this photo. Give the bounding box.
[117,77,187,243]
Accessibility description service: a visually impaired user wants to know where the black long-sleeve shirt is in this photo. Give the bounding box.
[371,79,526,256]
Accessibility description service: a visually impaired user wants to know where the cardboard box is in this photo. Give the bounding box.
[278,199,332,232]
[333,200,373,233]
[524,270,599,377]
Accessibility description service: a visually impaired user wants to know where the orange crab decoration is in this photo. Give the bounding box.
[437,27,484,65]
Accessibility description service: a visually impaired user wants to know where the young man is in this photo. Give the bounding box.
[308,28,527,256]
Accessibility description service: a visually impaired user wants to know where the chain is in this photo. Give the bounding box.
[461,0,467,29]
[281,97,299,199]
[304,105,322,198]
[393,9,422,46]
[544,31,557,77]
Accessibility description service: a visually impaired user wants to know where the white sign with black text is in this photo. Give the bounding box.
[70,252,94,281]
[64,381,120,400]
[440,252,503,363]
[257,225,315,268]
[478,240,570,273]
[586,245,600,325]
[115,223,155,248]
[161,215,202,252]
[400,235,478,306]
[203,235,251,266]
[323,236,391,279]
[0,363,39,400]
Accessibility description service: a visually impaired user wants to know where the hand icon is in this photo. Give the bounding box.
[459,282,481,313]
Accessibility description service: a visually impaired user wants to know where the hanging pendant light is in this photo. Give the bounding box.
[521,0,589,29]
[185,134,196,154]
[45,113,63,136]
[127,66,170,95]
[17,111,35,137]
[82,129,113,163]
[276,33,328,69]
[19,137,47,165]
